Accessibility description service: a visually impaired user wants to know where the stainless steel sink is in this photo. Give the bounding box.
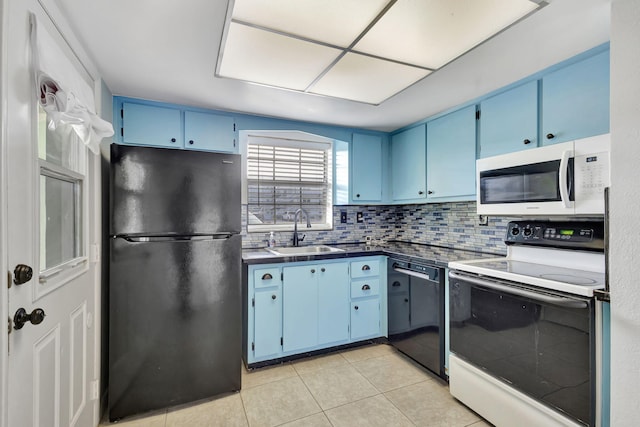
[266,245,344,256]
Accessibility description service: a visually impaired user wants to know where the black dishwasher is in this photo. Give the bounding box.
[387,256,446,380]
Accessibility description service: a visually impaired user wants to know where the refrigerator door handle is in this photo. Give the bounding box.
[117,233,236,243]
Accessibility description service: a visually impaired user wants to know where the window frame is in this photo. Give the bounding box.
[36,105,89,297]
[241,131,334,233]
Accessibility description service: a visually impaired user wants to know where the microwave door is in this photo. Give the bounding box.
[477,141,576,216]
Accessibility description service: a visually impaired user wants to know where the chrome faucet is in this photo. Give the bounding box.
[292,208,311,247]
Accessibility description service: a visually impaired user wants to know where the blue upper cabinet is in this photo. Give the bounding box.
[479,81,538,158]
[426,105,477,200]
[391,124,427,202]
[351,133,383,203]
[541,49,610,145]
[122,102,183,148]
[184,111,236,153]
[117,98,237,153]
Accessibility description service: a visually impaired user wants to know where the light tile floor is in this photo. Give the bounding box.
[101,344,492,427]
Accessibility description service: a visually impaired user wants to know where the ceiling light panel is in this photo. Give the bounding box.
[310,53,431,104]
[231,0,390,47]
[354,0,540,69]
[218,22,342,90]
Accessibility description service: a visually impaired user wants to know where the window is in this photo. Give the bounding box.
[245,134,333,232]
[38,104,86,284]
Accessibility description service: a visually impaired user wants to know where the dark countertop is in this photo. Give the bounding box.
[242,240,502,269]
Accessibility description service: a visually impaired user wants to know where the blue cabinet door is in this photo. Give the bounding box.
[542,50,610,145]
[318,262,350,345]
[479,81,538,157]
[391,124,427,201]
[282,265,318,352]
[184,111,236,153]
[350,298,380,340]
[426,105,476,200]
[122,102,182,148]
[351,134,383,202]
[253,288,282,359]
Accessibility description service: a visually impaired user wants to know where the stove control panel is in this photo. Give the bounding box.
[505,220,604,251]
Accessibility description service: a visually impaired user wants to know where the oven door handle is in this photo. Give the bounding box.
[448,271,588,309]
[393,266,435,282]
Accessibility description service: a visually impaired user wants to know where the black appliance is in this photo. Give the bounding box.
[108,144,242,420]
[387,256,445,379]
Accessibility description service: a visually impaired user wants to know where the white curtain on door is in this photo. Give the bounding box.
[29,13,113,155]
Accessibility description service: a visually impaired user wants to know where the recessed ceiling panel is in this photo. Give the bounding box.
[310,53,431,104]
[218,22,342,90]
[231,0,389,47]
[355,0,540,69]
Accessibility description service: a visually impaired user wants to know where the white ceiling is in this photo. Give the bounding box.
[55,0,610,132]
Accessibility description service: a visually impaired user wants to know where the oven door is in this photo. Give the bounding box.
[449,270,595,426]
[477,141,575,216]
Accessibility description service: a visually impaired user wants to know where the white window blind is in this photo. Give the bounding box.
[246,138,332,231]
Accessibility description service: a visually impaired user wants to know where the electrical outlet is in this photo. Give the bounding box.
[356,212,364,223]
[478,215,489,226]
[340,211,347,223]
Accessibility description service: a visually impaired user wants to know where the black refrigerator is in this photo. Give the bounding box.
[108,144,241,421]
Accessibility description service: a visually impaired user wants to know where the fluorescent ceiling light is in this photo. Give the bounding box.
[216,0,544,105]
[311,53,431,104]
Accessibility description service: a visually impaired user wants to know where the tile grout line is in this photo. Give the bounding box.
[237,389,252,427]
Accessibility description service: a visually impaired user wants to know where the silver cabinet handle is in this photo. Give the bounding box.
[261,273,273,280]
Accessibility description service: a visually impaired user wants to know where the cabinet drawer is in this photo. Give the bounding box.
[253,267,280,288]
[350,278,380,298]
[351,260,380,279]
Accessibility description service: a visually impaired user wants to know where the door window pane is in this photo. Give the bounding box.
[39,172,83,270]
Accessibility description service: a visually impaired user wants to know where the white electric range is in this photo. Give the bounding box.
[448,220,606,427]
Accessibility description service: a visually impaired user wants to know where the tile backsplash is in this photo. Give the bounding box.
[242,201,509,255]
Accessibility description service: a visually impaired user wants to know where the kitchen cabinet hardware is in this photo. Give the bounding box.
[356,194,360,198]
[546,133,555,139]
[404,298,409,302]
[321,268,326,272]
[392,281,401,287]
[261,273,273,280]
[271,294,276,300]
[310,269,316,273]
[361,265,370,271]
[523,139,531,144]
[354,305,359,310]
[170,138,176,143]
[13,264,33,285]
[418,191,424,195]
[13,308,46,330]
[188,140,194,145]
[362,284,371,290]
[428,190,434,195]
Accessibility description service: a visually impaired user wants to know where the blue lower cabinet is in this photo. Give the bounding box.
[253,289,282,359]
[282,265,320,352]
[350,299,380,340]
[245,256,387,365]
[318,263,350,345]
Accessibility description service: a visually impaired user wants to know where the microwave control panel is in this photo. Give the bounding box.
[505,221,604,251]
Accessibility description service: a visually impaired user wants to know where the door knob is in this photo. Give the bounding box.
[13,264,33,285]
[13,308,46,330]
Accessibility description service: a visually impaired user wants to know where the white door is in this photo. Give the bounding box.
[3,1,99,426]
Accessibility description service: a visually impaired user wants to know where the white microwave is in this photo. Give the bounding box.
[477,133,610,216]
